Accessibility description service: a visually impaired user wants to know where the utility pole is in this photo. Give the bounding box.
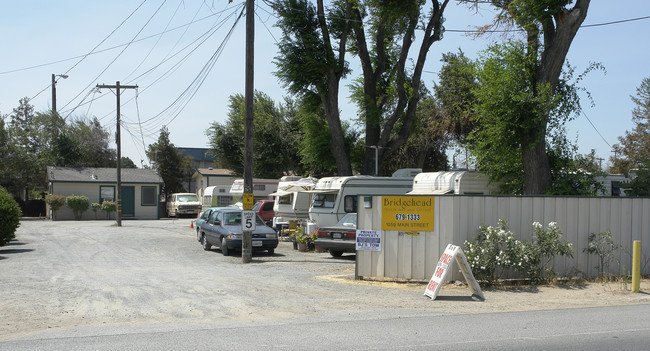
[96,82,138,227]
[51,73,68,113]
[242,0,255,263]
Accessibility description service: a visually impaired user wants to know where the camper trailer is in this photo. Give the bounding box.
[407,171,502,195]
[201,185,234,209]
[271,176,318,223]
[308,169,420,229]
[229,178,280,206]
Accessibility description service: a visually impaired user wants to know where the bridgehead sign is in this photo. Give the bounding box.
[381,196,435,231]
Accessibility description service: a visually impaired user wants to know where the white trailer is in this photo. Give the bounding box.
[271,176,318,222]
[407,171,502,195]
[308,169,420,229]
[229,178,280,206]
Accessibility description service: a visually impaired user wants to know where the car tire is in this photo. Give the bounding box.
[329,249,344,258]
[221,237,229,256]
[268,248,274,255]
[202,235,211,251]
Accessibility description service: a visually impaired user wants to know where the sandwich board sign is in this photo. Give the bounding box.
[424,244,484,300]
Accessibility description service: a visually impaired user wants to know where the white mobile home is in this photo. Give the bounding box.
[408,171,502,195]
[229,178,280,204]
[308,170,420,228]
[271,176,318,222]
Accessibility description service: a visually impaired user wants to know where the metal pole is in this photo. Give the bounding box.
[116,81,122,227]
[51,74,57,113]
[242,0,255,263]
[375,146,378,176]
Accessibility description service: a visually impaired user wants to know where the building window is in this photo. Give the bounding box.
[253,184,266,191]
[100,186,115,203]
[141,186,156,206]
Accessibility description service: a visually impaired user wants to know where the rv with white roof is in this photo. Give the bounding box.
[308,169,421,228]
[407,171,502,195]
[271,176,318,222]
[229,178,280,205]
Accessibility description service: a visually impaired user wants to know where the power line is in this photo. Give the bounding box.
[581,110,612,149]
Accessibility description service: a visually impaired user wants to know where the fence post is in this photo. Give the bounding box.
[632,240,641,293]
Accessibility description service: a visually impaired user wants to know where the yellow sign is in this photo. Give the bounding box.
[243,193,254,210]
[381,196,434,231]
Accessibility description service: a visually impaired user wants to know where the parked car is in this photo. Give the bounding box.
[253,200,275,225]
[167,193,201,217]
[198,208,278,255]
[195,207,230,242]
[314,213,357,257]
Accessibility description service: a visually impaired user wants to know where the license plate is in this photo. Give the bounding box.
[252,241,262,247]
[333,233,342,239]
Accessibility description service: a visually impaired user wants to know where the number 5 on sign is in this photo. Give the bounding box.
[241,210,256,231]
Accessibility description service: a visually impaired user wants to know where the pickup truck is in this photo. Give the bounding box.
[253,200,275,225]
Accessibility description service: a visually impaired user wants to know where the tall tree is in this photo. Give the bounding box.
[147,126,187,198]
[348,0,449,175]
[610,77,650,174]
[207,91,303,178]
[468,42,583,194]
[467,0,591,194]
[67,117,117,168]
[380,96,449,174]
[273,0,353,175]
[433,50,478,144]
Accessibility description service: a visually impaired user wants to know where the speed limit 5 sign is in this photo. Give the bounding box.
[241,210,256,231]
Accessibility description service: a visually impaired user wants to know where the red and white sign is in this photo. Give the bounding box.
[424,244,484,300]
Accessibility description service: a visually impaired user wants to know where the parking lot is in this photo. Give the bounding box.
[2,219,649,342]
[0,218,416,340]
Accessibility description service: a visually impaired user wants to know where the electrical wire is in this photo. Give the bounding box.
[60,0,169,117]
[581,110,612,149]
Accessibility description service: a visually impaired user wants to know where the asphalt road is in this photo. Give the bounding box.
[1,218,649,350]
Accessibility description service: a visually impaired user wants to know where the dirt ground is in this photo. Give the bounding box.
[1,219,649,341]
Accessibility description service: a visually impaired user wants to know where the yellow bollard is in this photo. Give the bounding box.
[632,240,641,293]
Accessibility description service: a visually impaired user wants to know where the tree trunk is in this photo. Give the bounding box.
[520,0,590,194]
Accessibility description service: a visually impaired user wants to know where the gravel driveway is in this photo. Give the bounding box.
[2,219,648,341]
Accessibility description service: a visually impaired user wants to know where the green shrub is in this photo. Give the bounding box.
[91,203,101,219]
[45,194,66,219]
[66,195,90,220]
[0,186,22,246]
[101,201,117,219]
[583,231,622,280]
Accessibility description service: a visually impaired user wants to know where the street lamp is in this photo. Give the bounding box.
[51,73,68,113]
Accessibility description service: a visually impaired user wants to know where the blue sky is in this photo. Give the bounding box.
[1,1,648,170]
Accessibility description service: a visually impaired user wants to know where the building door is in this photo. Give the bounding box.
[121,186,135,217]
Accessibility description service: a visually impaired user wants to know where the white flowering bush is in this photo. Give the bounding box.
[465,219,574,285]
[464,219,527,285]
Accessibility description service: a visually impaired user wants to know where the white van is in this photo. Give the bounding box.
[167,193,201,217]
[271,176,318,222]
[408,171,503,195]
[308,169,420,229]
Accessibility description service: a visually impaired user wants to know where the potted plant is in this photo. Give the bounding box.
[292,226,317,252]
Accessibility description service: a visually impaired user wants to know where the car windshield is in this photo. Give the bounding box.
[178,195,198,202]
[336,213,357,227]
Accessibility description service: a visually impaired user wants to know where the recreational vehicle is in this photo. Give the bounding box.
[229,178,280,205]
[201,185,234,209]
[271,176,318,223]
[407,171,502,195]
[308,169,420,228]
